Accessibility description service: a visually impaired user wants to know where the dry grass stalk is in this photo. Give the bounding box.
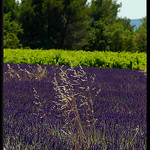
[4,64,48,81]
[52,63,99,149]
[130,125,139,148]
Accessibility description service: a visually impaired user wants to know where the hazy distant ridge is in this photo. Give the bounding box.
[130,19,143,31]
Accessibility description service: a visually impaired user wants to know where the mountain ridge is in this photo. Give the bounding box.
[130,19,143,31]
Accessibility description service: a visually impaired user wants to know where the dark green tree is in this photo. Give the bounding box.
[90,0,121,23]
[84,0,122,51]
[4,0,20,21]
[108,21,137,52]
[58,0,92,50]
[18,0,44,48]
[41,0,64,49]
[86,18,137,52]
[84,19,110,51]
[84,0,138,52]
[18,0,92,50]
[135,17,147,52]
[4,0,23,48]
[4,12,23,48]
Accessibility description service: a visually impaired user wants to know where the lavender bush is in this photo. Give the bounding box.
[3,63,147,149]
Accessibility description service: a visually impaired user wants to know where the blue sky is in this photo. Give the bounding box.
[87,0,146,19]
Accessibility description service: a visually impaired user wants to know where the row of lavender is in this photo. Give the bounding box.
[3,63,147,149]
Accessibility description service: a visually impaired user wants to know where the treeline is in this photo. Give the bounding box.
[4,0,147,52]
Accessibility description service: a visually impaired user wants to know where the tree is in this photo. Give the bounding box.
[108,21,137,52]
[41,0,64,49]
[84,19,110,51]
[4,12,23,48]
[58,0,92,50]
[90,0,121,23]
[4,0,20,21]
[18,0,92,50]
[4,0,24,49]
[135,17,147,52]
[85,17,138,52]
[18,0,44,48]
[84,0,138,52]
[84,0,122,51]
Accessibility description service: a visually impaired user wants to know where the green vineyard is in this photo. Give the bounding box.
[4,49,147,71]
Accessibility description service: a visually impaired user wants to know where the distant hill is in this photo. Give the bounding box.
[130,19,143,31]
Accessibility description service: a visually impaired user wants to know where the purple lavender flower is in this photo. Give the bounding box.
[3,63,146,149]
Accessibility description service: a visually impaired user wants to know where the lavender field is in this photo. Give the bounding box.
[3,63,147,149]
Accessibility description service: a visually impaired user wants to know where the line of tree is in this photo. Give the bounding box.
[4,0,147,52]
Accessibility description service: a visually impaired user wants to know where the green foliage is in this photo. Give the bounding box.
[4,12,23,49]
[84,0,137,52]
[18,0,92,50]
[4,0,23,49]
[90,0,121,22]
[85,20,111,51]
[58,0,92,50]
[108,21,137,52]
[135,17,147,52]
[18,0,41,48]
[20,0,64,49]
[4,0,147,52]
[4,49,147,71]
[41,0,64,49]
[85,18,137,52]
[83,0,142,52]
[4,0,20,21]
